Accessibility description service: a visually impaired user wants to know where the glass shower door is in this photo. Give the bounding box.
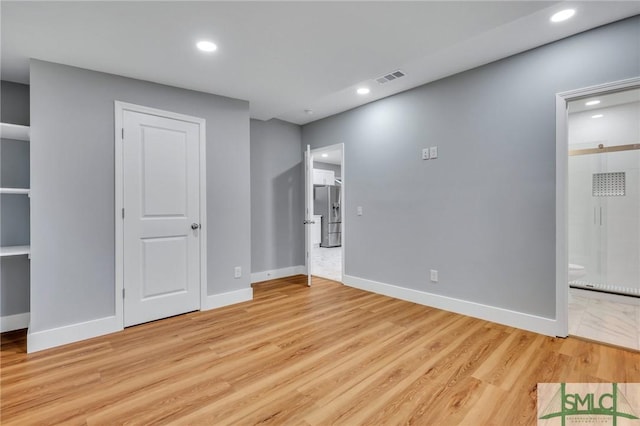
[568,151,606,289]
[598,149,640,295]
[568,88,640,297]
[570,147,640,296]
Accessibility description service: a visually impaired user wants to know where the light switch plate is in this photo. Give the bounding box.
[429,146,438,159]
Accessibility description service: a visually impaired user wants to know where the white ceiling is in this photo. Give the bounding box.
[2,2,640,125]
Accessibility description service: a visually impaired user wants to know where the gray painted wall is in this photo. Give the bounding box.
[1,81,30,126]
[1,256,30,316]
[302,16,640,319]
[1,81,31,317]
[30,60,251,332]
[250,119,304,273]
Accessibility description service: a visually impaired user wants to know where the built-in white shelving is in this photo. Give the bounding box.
[1,122,31,260]
[0,187,30,195]
[0,122,30,141]
[0,245,30,257]
[1,115,32,332]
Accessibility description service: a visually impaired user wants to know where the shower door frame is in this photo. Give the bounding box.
[555,76,640,337]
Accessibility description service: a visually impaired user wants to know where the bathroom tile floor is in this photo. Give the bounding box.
[569,287,640,351]
[311,246,342,282]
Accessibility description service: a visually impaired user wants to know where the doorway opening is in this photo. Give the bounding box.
[305,144,344,285]
[557,78,640,350]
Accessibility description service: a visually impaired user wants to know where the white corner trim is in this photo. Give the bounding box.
[202,288,253,311]
[27,316,121,353]
[1,312,30,333]
[343,275,559,337]
[251,265,306,283]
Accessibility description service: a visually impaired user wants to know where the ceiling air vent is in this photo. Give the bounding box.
[376,70,406,84]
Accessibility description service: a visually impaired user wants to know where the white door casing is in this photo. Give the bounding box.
[115,102,207,328]
[555,77,640,338]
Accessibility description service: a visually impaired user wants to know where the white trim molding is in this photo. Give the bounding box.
[1,312,30,333]
[343,275,558,337]
[554,76,640,338]
[26,287,253,352]
[27,316,121,353]
[202,288,253,311]
[251,265,306,283]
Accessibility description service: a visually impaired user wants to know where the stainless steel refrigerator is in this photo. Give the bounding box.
[315,185,341,247]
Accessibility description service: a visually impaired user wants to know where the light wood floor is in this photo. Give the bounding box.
[2,275,639,425]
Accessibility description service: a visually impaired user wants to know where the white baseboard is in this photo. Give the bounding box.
[25,287,253,353]
[343,275,559,337]
[251,265,306,283]
[1,312,30,332]
[27,315,121,353]
[202,287,253,311]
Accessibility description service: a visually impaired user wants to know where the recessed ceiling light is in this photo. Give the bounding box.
[196,40,217,52]
[357,87,370,95]
[585,100,601,106]
[550,9,575,23]
[592,114,604,119]
[321,153,329,158]
[304,109,314,115]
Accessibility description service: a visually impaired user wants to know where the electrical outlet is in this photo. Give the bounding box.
[422,148,430,160]
[357,206,363,216]
[430,269,438,283]
[234,266,242,278]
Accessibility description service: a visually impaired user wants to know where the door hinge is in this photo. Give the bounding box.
[122,288,125,298]
[122,208,125,219]
[121,128,124,139]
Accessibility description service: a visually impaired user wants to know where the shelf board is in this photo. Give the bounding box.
[0,123,30,142]
[0,245,30,257]
[0,188,30,195]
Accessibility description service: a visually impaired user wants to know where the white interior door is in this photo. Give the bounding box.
[305,145,314,286]
[123,110,201,327]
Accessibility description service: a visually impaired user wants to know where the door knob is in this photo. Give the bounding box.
[191,223,201,230]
